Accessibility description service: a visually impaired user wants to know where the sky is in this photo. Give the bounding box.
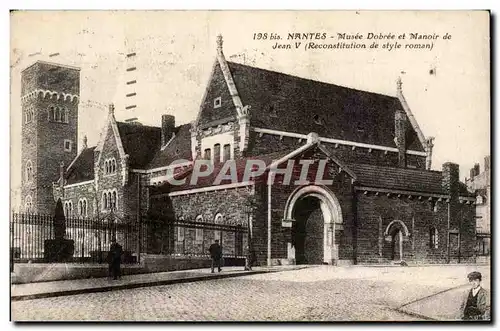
[10,10,490,209]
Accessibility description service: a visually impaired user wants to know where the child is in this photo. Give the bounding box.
[460,271,490,320]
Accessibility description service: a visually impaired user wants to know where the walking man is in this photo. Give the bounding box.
[209,239,222,273]
[460,271,490,320]
[109,238,123,280]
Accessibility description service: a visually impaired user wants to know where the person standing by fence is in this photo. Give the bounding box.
[108,238,123,280]
[209,239,222,273]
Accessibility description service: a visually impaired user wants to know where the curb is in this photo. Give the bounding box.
[11,269,271,302]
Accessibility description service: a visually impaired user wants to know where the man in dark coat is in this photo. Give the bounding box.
[209,240,222,273]
[108,239,123,280]
[460,271,490,320]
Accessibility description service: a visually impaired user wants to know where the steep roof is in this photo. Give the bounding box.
[146,124,193,169]
[349,163,472,196]
[65,147,96,185]
[226,61,424,152]
[116,122,162,168]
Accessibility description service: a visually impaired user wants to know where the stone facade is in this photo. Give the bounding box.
[21,37,477,267]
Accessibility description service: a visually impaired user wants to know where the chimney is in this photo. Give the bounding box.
[442,162,460,237]
[394,108,407,167]
[442,162,459,198]
[161,114,176,146]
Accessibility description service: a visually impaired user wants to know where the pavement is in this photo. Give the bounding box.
[11,265,307,302]
[11,264,491,321]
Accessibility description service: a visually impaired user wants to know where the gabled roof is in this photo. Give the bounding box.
[146,124,193,169]
[65,147,96,185]
[116,122,162,168]
[226,61,425,152]
[349,163,473,196]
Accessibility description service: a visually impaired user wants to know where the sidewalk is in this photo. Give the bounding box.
[11,265,306,301]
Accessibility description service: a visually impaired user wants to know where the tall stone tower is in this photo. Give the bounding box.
[20,61,80,214]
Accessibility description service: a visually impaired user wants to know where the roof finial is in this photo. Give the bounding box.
[108,103,115,115]
[216,34,223,53]
[396,76,403,93]
[83,135,88,149]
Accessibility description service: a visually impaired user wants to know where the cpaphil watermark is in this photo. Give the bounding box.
[164,159,334,186]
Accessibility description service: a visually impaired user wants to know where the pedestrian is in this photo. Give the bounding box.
[109,238,123,280]
[460,271,490,320]
[208,239,222,273]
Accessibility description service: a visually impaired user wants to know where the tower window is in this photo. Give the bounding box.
[48,106,69,123]
[25,160,33,183]
[25,107,34,124]
[24,195,33,212]
[64,140,72,152]
[214,97,222,109]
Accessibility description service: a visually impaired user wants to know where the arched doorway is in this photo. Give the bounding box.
[384,220,410,262]
[284,185,343,265]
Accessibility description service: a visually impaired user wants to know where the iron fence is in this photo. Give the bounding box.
[10,212,248,264]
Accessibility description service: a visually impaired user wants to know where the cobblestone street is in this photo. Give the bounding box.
[12,265,490,321]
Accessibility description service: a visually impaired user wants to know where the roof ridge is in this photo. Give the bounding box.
[227,61,398,100]
[349,162,442,174]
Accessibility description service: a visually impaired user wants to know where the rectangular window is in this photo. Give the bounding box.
[178,227,185,241]
[214,97,222,108]
[64,140,72,152]
[214,144,221,163]
[204,148,211,160]
[223,144,231,162]
[195,228,203,242]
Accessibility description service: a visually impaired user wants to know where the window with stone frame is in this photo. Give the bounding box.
[24,195,33,212]
[429,227,439,249]
[79,198,88,217]
[204,148,211,160]
[214,144,221,163]
[64,139,72,152]
[25,160,33,183]
[104,158,117,175]
[195,215,204,242]
[214,96,222,108]
[214,213,224,243]
[222,144,231,162]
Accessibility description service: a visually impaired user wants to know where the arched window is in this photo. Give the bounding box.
[112,191,117,210]
[25,160,33,182]
[112,159,117,173]
[195,215,204,242]
[430,227,439,249]
[48,106,55,121]
[25,195,33,212]
[103,192,108,210]
[83,199,87,217]
[79,200,83,216]
[64,108,69,123]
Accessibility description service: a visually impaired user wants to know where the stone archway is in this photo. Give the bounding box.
[384,220,410,262]
[283,185,343,265]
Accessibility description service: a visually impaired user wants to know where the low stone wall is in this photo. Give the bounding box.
[12,255,247,284]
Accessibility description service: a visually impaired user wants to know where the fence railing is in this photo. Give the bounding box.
[10,212,248,264]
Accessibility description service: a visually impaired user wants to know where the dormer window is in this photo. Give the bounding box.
[214,97,222,109]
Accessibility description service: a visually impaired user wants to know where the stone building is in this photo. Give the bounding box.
[20,36,477,266]
[466,156,491,260]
